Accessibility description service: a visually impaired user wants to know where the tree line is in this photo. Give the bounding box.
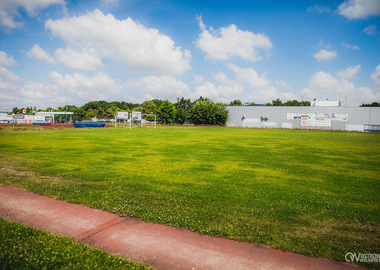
[12,97,229,126]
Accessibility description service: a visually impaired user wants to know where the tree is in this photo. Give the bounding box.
[175,108,187,124]
[190,100,228,126]
[12,107,21,114]
[271,98,283,106]
[73,107,86,121]
[151,99,163,109]
[96,108,106,119]
[141,100,157,114]
[283,100,311,106]
[86,109,95,119]
[174,97,192,124]
[109,105,119,118]
[229,100,242,106]
[156,100,176,124]
[360,102,380,107]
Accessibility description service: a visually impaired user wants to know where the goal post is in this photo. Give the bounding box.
[142,113,157,129]
[115,111,129,128]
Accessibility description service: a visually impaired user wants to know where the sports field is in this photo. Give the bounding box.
[0,126,379,265]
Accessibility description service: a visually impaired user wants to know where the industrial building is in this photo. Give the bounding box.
[226,106,380,132]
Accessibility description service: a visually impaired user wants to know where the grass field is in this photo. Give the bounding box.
[0,125,379,267]
[0,217,150,269]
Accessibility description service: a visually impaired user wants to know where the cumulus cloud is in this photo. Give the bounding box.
[27,44,56,64]
[275,80,291,89]
[300,70,380,105]
[338,0,380,19]
[0,51,17,66]
[191,74,243,102]
[226,63,270,89]
[226,63,296,103]
[126,76,190,100]
[0,0,65,31]
[0,66,22,82]
[363,24,377,35]
[49,71,122,101]
[337,64,361,79]
[195,16,272,61]
[54,48,103,71]
[27,44,103,71]
[45,9,191,75]
[313,49,337,61]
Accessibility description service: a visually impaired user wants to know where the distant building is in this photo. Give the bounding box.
[310,100,340,107]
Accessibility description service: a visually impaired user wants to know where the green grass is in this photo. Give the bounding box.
[0,126,379,267]
[0,217,150,269]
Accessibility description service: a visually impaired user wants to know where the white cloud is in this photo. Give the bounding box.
[0,0,65,31]
[0,51,17,66]
[27,44,103,71]
[338,0,380,19]
[313,49,337,61]
[307,5,331,14]
[0,66,22,82]
[126,76,190,100]
[226,63,270,89]
[370,64,380,87]
[363,24,377,35]
[195,16,272,61]
[248,87,296,104]
[45,9,191,75]
[337,64,361,79]
[54,47,103,71]
[49,71,122,102]
[275,80,291,89]
[27,44,56,64]
[342,42,360,50]
[190,71,243,101]
[226,63,296,103]
[300,70,380,105]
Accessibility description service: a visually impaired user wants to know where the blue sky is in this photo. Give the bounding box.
[0,0,379,109]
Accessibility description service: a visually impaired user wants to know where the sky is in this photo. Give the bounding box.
[0,0,379,110]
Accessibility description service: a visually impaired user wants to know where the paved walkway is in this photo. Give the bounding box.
[0,185,361,270]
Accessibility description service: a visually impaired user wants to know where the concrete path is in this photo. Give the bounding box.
[0,185,361,270]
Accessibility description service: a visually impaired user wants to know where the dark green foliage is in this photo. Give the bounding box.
[229,100,242,106]
[271,98,283,106]
[141,101,157,114]
[175,107,187,124]
[73,107,86,121]
[0,218,150,269]
[174,97,192,124]
[360,102,380,107]
[190,100,228,125]
[283,100,311,106]
[156,100,176,124]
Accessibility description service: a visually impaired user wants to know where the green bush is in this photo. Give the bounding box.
[190,100,228,125]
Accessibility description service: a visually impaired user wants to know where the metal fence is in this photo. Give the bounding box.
[226,106,380,132]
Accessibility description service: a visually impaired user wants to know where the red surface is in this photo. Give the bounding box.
[0,186,362,270]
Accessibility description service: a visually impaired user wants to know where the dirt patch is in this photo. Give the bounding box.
[0,162,61,185]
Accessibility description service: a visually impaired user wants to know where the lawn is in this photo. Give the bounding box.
[0,217,150,269]
[0,125,379,267]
